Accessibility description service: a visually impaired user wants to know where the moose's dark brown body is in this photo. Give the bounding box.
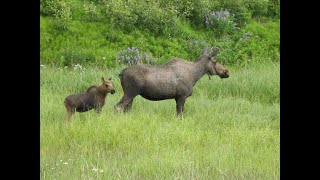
[64,77,115,122]
[115,50,229,116]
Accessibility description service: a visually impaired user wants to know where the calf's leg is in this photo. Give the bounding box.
[66,106,75,122]
[94,103,104,113]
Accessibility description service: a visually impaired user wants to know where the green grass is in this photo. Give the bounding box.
[40,62,279,179]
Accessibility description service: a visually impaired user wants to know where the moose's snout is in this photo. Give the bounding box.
[220,70,229,78]
[111,89,115,94]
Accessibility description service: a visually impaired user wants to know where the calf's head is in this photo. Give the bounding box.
[100,77,116,94]
[205,50,229,79]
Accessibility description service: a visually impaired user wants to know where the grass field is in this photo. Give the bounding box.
[40,62,279,179]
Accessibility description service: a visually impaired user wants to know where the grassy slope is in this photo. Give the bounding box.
[40,15,280,67]
[40,62,279,179]
[40,16,205,66]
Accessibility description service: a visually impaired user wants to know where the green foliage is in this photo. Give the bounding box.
[243,0,269,18]
[82,1,101,22]
[102,0,178,36]
[204,9,238,38]
[117,47,156,66]
[213,20,279,66]
[267,0,280,18]
[40,0,72,30]
[185,39,211,59]
[40,0,280,67]
[217,0,251,27]
[173,0,215,27]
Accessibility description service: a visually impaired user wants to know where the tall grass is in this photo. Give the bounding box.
[40,62,279,179]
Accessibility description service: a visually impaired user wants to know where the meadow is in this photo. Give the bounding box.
[40,61,279,179]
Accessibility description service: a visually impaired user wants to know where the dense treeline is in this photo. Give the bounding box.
[40,0,279,67]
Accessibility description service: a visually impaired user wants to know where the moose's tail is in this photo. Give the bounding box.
[118,67,128,81]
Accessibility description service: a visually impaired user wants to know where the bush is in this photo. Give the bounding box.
[267,0,280,18]
[40,0,279,67]
[185,0,213,26]
[243,0,269,18]
[117,47,156,66]
[82,1,101,22]
[220,0,251,28]
[214,21,279,66]
[40,0,72,30]
[205,9,237,38]
[185,39,211,59]
[101,0,178,36]
[62,48,97,66]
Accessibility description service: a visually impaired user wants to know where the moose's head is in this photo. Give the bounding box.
[100,77,116,94]
[204,50,229,79]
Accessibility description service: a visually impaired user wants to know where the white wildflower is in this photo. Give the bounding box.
[73,64,83,70]
[92,168,98,172]
[63,162,68,165]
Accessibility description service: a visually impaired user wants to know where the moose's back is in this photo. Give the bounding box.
[65,91,97,112]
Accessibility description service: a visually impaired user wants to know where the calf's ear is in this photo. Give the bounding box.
[209,50,219,57]
[101,77,105,82]
[108,77,112,81]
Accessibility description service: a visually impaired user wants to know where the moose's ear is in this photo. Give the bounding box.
[101,77,105,82]
[201,47,209,56]
[209,50,219,57]
[108,77,112,81]
[212,60,217,65]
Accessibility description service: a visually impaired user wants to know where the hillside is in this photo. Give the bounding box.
[40,0,279,67]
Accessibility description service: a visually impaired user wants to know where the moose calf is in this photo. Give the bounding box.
[64,77,115,122]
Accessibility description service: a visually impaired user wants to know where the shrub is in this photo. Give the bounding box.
[205,9,237,38]
[62,48,97,66]
[83,1,101,22]
[40,0,72,30]
[101,0,178,36]
[117,47,156,66]
[218,0,251,27]
[243,0,269,18]
[214,21,279,66]
[185,39,212,59]
[267,0,280,18]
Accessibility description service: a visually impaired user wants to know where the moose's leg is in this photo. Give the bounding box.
[124,99,134,112]
[115,94,136,112]
[175,96,187,117]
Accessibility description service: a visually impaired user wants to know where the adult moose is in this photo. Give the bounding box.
[115,50,229,116]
